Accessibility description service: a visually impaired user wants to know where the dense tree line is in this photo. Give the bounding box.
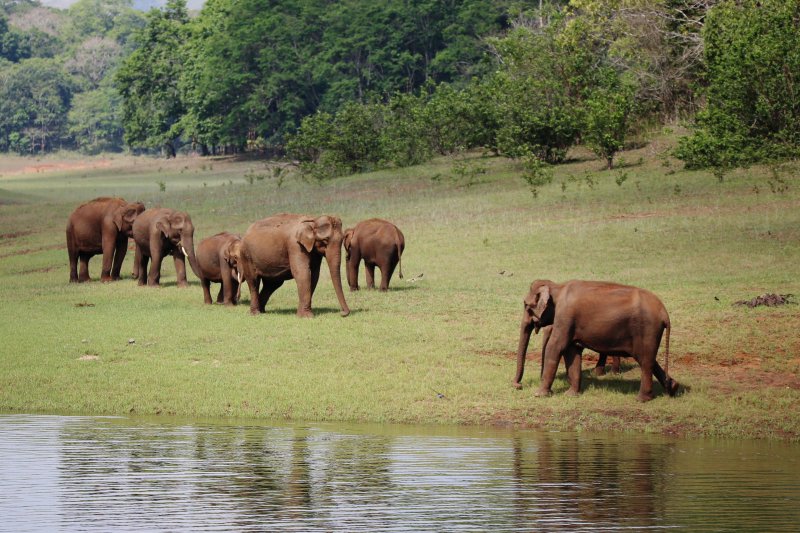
[1,0,798,172]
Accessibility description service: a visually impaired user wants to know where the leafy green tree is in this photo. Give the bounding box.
[0,57,73,152]
[676,0,800,168]
[583,72,636,169]
[116,0,188,156]
[68,86,124,153]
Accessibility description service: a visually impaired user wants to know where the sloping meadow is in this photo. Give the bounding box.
[0,145,798,440]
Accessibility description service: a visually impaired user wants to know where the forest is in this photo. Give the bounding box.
[1,0,798,172]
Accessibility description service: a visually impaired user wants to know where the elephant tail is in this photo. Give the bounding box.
[663,318,671,375]
[395,231,404,280]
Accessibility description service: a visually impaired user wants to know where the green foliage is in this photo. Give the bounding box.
[67,86,124,153]
[116,0,189,156]
[676,0,800,169]
[0,58,73,153]
[583,73,636,169]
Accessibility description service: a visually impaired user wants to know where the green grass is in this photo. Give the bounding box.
[1,139,799,440]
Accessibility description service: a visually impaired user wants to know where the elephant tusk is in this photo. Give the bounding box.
[180,245,188,256]
[237,270,242,284]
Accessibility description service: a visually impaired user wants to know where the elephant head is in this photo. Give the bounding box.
[223,239,243,284]
[343,228,354,260]
[514,280,557,388]
[156,211,201,279]
[114,201,145,237]
[296,215,350,317]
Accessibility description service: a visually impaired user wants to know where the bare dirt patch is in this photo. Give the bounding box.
[0,230,34,240]
[734,293,796,308]
[5,160,113,176]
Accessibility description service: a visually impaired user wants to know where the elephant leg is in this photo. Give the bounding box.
[110,237,127,281]
[346,252,361,291]
[636,351,656,402]
[595,353,608,376]
[365,262,376,290]
[379,258,397,291]
[173,251,188,288]
[258,278,284,313]
[147,250,163,286]
[216,284,225,304]
[78,252,91,282]
[536,329,568,397]
[246,276,262,315]
[201,278,213,304]
[290,259,314,317]
[309,255,322,295]
[540,326,552,378]
[611,356,621,374]
[132,247,140,280]
[653,361,679,397]
[68,243,79,283]
[136,246,149,286]
[563,346,583,396]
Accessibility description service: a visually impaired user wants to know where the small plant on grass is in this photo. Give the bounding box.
[157,180,166,192]
[450,152,487,188]
[614,170,628,187]
[520,151,553,198]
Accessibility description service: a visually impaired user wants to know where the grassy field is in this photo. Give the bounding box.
[1,137,799,441]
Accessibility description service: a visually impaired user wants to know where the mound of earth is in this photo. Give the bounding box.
[734,293,795,308]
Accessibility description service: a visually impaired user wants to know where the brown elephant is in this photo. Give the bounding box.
[539,326,621,377]
[240,213,350,318]
[132,208,201,287]
[196,232,242,305]
[514,279,678,402]
[66,197,145,283]
[343,218,405,291]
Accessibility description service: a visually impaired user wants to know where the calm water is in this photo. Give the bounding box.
[0,415,798,531]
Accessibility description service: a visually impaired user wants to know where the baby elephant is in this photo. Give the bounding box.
[196,232,243,305]
[515,279,679,402]
[343,218,405,291]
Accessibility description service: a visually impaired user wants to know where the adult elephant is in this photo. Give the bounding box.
[66,197,145,283]
[343,218,405,291]
[196,232,242,305]
[538,326,621,378]
[239,213,350,318]
[514,279,678,402]
[132,208,201,287]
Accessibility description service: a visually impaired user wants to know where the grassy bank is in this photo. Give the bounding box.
[1,139,798,441]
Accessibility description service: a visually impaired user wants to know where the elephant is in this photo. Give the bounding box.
[343,218,405,291]
[539,326,621,378]
[514,279,679,402]
[196,232,242,305]
[239,213,350,318]
[131,208,201,287]
[66,197,145,283]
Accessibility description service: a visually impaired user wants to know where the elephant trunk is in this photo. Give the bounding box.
[514,318,535,389]
[181,235,202,280]
[325,245,350,317]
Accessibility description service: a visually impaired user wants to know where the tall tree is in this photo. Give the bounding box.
[115,0,188,156]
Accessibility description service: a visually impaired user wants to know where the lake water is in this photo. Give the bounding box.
[0,414,798,531]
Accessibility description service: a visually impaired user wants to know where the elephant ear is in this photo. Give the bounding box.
[343,228,354,252]
[156,218,171,238]
[534,284,551,318]
[314,218,333,243]
[296,221,316,253]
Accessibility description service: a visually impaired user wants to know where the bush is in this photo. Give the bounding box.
[676,0,800,169]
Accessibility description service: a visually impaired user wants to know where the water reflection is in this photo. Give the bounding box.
[0,415,798,531]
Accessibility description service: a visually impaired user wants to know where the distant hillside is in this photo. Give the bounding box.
[39,0,206,10]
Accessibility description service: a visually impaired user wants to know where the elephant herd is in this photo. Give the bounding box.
[66,196,679,402]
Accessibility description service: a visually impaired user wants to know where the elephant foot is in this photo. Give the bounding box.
[512,381,523,390]
[564,388,581,397]
[666,379,680,397]
[533,387,553,398]
[297,310,314,319]
[594,366,606,376]
[636,392,654,403]
[349,286,359,292]
[177,282,189,288]
[249,308,261,316]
